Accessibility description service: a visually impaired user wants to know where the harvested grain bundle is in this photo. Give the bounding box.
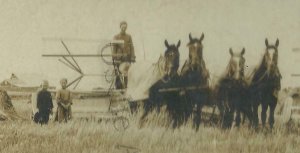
[0,89,22,120]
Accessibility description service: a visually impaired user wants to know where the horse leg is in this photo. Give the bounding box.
[268,101,277,129]
[129,100,138,115]
[177,99,186,128]
[193,104,202,131]
[243,107,254,127]
[184,96,193,124]
[154,97,161,113]
[217,100,225,127]
[241,112,246,124]
[165,96,178,129]
[171,109,180,129]
[225,109,234,129]
[222,101,234,129]
[235,108,241,127]
[252,103,259,128]
[240,97,253,127]
[261,102,268,127]
[140,99,153,123]
[178,93,186,124]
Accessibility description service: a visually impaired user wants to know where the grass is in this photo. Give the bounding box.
[0,98,299,153]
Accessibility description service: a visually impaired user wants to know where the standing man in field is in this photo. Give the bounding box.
[35,80,53,125]
[112,21,136,89]
[55,78,72,123]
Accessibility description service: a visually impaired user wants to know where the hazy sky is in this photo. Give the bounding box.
[0,0,299,89]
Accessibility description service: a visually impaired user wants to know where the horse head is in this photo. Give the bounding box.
[227,48,246,80]
[263,38,279,76]
[187,33,204,69]
[164,40,180,77]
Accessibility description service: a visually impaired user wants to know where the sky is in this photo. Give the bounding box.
[0,0,299,89]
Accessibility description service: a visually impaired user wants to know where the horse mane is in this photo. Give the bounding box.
[247,50,281,86]
[253,53,268,78]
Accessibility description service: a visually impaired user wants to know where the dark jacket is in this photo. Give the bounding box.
[113,33,135,62]
[37,90,53,113]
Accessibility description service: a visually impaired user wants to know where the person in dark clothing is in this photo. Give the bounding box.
[35,80,53,124]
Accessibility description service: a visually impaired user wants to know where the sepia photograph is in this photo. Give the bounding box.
[0,0,299,152]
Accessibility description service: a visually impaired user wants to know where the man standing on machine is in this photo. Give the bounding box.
[112,21,136,89]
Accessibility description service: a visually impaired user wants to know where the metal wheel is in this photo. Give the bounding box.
[113,116,129,131]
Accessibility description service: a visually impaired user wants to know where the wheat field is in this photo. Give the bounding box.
[0,98,299,153]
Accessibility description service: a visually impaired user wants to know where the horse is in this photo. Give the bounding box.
[248,38,281,129]
[140,40,183,128]
[179,33,210,130]
[214,48,252,128]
